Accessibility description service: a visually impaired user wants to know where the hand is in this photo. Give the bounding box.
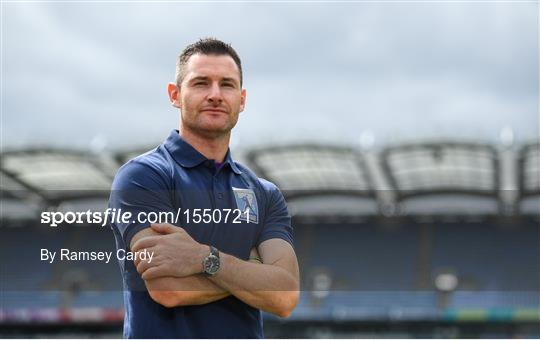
[132,223,208,280]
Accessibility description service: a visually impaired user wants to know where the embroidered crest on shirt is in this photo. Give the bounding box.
[232,187,259,223]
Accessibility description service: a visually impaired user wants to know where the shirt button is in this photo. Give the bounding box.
[217,193,223,199]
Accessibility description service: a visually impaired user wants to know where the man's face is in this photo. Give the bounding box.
[171,54,246,139]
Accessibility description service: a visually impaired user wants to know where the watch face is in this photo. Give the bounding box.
[204,254,220,275]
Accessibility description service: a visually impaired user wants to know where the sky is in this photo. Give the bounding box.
[2,1,539,152]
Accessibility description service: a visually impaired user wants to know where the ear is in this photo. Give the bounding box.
[168,82,181,108]
[239,88,247,113]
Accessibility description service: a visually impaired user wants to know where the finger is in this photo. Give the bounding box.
[133,248,153,267]
[151,223,182,234]
[132,235,161,252]
[136,252,160,274]
[136,257,156,275]
[142,265,167,280]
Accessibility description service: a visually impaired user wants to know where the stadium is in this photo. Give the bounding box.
[3,1,538,338]
[1,139,538,338]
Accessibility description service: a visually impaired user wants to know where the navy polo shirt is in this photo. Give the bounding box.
[108,130,293,338]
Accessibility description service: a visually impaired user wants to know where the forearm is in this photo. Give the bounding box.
[208,252,299,317]
[146,275,230,308]
[131,225,299,314]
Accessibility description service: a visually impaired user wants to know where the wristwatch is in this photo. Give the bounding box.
[202,246,221,276]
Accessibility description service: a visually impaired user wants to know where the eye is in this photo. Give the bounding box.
[222,82,235,88]
[194,81,207,86]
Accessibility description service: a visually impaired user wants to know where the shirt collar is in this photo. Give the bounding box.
[164,130,242,174]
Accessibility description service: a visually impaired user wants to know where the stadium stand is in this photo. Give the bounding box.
[1,140,539,337]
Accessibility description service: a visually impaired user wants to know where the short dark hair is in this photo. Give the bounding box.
[176,38,243,87]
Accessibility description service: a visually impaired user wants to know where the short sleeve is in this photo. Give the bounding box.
[108,160,175,250]
[256,183,293,247]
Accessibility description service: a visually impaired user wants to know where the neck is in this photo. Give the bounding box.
[179,126,230,163]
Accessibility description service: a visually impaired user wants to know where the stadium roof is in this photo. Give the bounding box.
[1,141,538,219]
[519,142,540,197]
[246,144,375,200]
[1,149,114,204]
[380,142,499,199]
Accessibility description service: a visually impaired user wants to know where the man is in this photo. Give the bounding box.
[108,38,300,338]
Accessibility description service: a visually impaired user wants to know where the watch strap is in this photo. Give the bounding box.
[209,245,220,258]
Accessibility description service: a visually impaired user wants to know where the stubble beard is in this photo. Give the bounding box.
[181,112,238,140]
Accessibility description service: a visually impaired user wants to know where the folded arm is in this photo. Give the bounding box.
[132,224,300,317]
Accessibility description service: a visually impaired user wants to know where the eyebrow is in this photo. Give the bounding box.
[189,76,239,85]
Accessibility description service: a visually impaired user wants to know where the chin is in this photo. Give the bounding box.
[201,119,233,130]
[197,124,234,137]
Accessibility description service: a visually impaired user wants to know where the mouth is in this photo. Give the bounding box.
[201,108,228,114]
[201,109,228,117]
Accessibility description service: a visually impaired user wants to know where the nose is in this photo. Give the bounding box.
[207,83,223,104]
